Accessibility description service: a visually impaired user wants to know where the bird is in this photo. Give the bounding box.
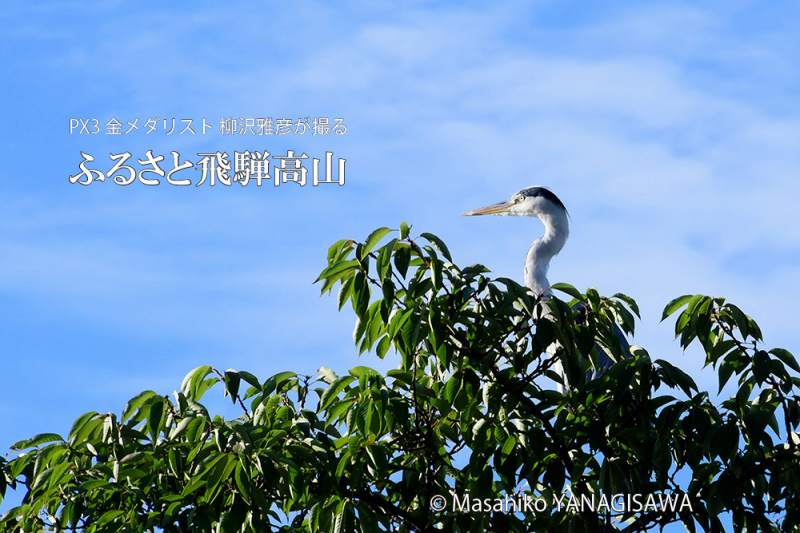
[463,186,630,391]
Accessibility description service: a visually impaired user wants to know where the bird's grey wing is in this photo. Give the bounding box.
[588,323,631,379]
[569,300,631,379]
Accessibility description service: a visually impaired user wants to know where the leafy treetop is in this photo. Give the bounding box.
[1,225,798,532]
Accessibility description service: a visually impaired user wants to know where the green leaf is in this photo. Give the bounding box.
[430,257,443,290]
[362,227,392,257]
[337,276,354,310]
[716,422,739,460]
[263,371,297,395]
[352,271,369,317]
[316,260,359,293]
[656,359,697,396]
[387,313,413,349]
[373,249,390,287]
[399,222,410,239]
[327,239,353,264]
[770,348,800,373]
[122,390,159,423]
[96,509,124,527]
[501,435,516,457]
[321,376,355,410]
[612,292,640,318]
[444,374,461,403]
[10,433,63,450]
[223,370,241,403]
[68,411,101,444]
[349,366,380,382]
[551,282,583,300]
[205,454,237,501]
[237,370,260,389]
[662,294,694,321]
[333,501,346,533]
[376,335,392,358]
[420,232,452,261]
[234,463,253,505]
[181,365,215,401]
[753,350,770,383]
[718,361,735,393]
[47,461,71,488]
[147,397,165,442]
[394,247,411,278]
[726,304,751,340]
[181,475,206,498]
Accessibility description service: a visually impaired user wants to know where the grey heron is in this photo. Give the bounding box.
[463,186,630,391]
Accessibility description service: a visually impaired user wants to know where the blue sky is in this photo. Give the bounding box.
[1,0,799,524]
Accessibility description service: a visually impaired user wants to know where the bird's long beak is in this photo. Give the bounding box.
[463,200,513,216]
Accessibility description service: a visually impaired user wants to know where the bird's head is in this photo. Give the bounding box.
[463,186,568,219]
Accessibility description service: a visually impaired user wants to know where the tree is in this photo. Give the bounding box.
[1,225,798,532]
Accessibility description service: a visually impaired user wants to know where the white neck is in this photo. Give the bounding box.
[524,209,569,297]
